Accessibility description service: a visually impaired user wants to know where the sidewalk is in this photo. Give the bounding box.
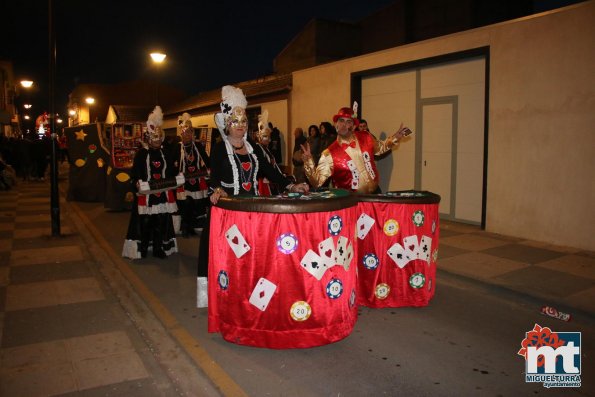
[438,220,595,318]
[0,178,220,396]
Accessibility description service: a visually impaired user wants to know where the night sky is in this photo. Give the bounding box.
[1,0,582,117]
[2,0,396,115]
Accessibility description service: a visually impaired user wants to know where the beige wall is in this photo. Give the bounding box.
[291,2,595,250]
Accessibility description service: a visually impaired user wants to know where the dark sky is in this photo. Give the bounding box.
[1,0,582,117]
[1,0,396,115]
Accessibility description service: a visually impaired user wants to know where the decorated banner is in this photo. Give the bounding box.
[64,123,109,202]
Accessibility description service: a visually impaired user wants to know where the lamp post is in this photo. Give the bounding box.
[150,52,166,105]
[49,0,60,237]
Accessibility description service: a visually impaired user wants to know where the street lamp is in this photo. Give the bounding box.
[150,52,166,63]
[85,97,95,104]
[150,51,166,104]
[20,80,34,88]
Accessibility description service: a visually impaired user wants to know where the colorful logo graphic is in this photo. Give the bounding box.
[518,324,581,388]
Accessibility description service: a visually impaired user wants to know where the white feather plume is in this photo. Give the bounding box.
[258,109,269,132]
[147,106,163,131]
[220,85,247,114]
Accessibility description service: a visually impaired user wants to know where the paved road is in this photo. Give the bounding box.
[74,200,594,396]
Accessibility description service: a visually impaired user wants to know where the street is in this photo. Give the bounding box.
[73,200,594,397]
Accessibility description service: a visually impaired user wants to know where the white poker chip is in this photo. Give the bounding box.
[409,272,426,289]
[349,289,356,308]
[217,270,229,290]
[290,301,312,321]
[383,219,399,236]
[412,210,425,227]
[362,253,379,270]
[375,283,390,300]
[328,215,343,236]
[326,278,344,299]
[276,233,298,254]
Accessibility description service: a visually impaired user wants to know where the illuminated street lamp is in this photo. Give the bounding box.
[20,80,34,88]
[150,51,166,104]
[150,52,166,63]
[24,115,30,120]
[24,104,32,109]
[85,97,95,104]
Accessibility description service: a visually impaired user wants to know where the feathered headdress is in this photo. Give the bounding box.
[178,112,193,135]
[146,106,164,143]
[214,85,248,134]
[258,109,269,134]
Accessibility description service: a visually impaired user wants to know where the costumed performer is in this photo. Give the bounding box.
[301,102,412,193]
[254,109,284,196]
[122,106,179,259]
[172,112,210,237]
[195,85,309,308]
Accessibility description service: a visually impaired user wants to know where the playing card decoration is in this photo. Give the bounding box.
[225,224,251,258]
[357,212,375,239]
[318,237,336,268]
[387,234,432,268]
[249,278,277,311]
[300,249,327,280]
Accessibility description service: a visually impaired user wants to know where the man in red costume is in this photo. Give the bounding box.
[301,104,412,193]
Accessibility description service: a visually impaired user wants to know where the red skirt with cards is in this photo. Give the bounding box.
[208,192,358,349]
[356,192,441,308]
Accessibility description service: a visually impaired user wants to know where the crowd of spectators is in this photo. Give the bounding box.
[0,133,53,189]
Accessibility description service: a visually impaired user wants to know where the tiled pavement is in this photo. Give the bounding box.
[438,220,595,317]
[0,181,216,397]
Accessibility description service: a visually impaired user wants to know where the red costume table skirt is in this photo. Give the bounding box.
[356,191,441,308]
[208,190,359,349]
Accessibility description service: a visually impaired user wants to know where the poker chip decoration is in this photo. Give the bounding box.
[409,273,426,289]
[432,219,437,234]
[276,233,298,254]
[362,253,379,270]
[383,219,399,236]
[326,278,344,299]
[412,210,425,227]
[375,283,390,300]
[432,249,439,264]
[328,215,343,236]
[290,301,312,321]
[218,270,229,290]
[349,289,356,308]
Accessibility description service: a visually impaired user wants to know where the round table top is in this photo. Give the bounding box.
[357,190,441,204]
[215,189,358,213]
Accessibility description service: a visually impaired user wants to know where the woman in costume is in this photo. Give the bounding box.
[173,113,210,236]
[196,86,308,307]
[122,106,178,259]
[253,109,284,196]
